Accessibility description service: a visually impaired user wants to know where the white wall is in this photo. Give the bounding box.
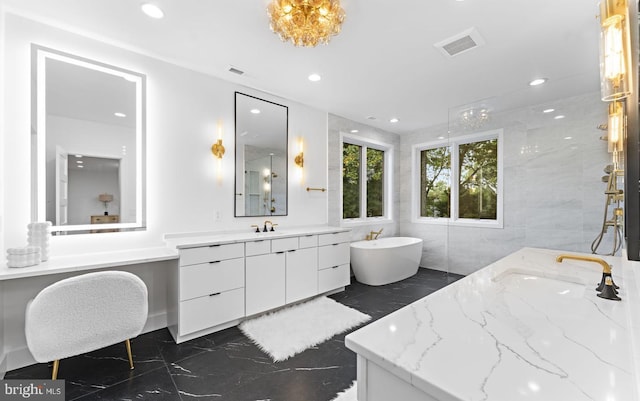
[400,92,611,275]
[1,13,329,257]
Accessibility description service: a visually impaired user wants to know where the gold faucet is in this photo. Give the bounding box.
[365,228,383,240]
[555,254,611,273]
[556,253,621,300]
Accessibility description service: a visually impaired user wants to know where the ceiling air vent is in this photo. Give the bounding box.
[228,66,245,75]
[434,27,485,57]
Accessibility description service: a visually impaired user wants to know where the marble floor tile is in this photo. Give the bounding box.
[5,268,463,401]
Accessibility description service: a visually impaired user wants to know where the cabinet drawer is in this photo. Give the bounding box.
[318,264,350,293]
[179,288,245,336]
[318,242,350,270]
[271,237,298,253]
[318,231,350,246]
[180,243,244,267]
[180,258,244,301]
[245,240,271,256]
[298,234,318,249]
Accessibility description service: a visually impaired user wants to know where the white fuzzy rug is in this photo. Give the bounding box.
[331,381,357,401]
[239,297,370,362]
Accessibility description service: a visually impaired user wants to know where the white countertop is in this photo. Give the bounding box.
[164,225,350,249]
[346,247,638,401]
[0,247,178,281]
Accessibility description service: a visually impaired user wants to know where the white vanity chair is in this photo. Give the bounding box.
[24,271,148,379]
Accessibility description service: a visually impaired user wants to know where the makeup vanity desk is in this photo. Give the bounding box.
[0,247,179,374]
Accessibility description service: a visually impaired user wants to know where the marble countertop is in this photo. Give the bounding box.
[0,247,178,281]
[164,225,349,249]
[345,247,638,401]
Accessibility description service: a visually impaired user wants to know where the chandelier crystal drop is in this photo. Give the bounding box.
[267,0,346,47]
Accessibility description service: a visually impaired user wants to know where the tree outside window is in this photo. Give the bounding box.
[419,137,498,221]
[342,141,387,220]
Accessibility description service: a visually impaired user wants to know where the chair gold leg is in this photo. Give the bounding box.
[125,339,134,370]
[51,360,59,380]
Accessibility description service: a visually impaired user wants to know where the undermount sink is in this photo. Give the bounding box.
[492,270,587,299]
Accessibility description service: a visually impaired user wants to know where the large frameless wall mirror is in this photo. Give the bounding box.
[234,92,288,217]
[31,45,146,234]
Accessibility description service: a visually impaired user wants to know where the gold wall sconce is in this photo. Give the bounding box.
[212,120,225,159]
[211,139,225,159]
[295,137,304,168]
[599,0,632,101]
[295,151,304,168]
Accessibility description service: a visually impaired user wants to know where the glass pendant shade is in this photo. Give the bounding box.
[599,0,632,101]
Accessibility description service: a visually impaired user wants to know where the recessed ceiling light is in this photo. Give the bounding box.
[78,165,84,169]
[75,154,83,158]
[542,108,555,113]
[114,112,126,118]
[529,78,548,86]
[308,73,321,82]
[564,136,573,140]
[554,115,565,120]
[141,3,164,19]
[389,118,399,123]
[437,136,446,140]
[76,160,83,164]
[350,129,359,133]
[250,109,261,114]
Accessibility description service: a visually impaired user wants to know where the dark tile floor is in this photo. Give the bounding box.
[6,268,463,401]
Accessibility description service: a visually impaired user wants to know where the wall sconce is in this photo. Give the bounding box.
[608,100,625,158]
[295,138,304,168]
[599,0,632,101]
[211,121,225,159]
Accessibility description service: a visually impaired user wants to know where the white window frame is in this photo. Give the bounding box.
[411,129,503,228]
[340,133,393,226]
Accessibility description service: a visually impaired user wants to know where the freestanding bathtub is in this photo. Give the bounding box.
[350,237,423,286]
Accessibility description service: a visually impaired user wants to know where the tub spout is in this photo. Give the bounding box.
[365,228,383,240]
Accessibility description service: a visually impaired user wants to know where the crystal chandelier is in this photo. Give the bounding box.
[459,108,489,130]
[267,0,346,47]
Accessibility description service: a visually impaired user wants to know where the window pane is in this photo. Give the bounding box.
[342,143,361,218]
[420,147,451,217]
[366,148,384,217]
[458,139,498,219]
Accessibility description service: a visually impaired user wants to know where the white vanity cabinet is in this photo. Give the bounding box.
[318,232,351,293]
[246,249,286,317]
[167,228,351,343]
[175,243,245,338]
[286,235,318,304]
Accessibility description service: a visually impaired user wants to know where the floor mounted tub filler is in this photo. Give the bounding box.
[350,237,423,286]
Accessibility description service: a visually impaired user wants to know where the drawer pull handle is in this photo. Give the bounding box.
[254,240,265,243]
[332,243,339,246]
[276,251,285,254]
[288,250,296,253]
[209,244,221,248]
[305,234,314,237]
[209,292,221,297]
[209,260,221,264]
[332,265,339,269]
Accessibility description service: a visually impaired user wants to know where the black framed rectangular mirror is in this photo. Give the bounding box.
[234,92,288,217]
[31,45,146,234]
